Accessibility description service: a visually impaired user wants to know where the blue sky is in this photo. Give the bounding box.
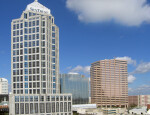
[1,0,150,95]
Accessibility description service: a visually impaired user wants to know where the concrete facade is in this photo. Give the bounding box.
[129,95,150,107]
[9,0,72,114]
[0,78,8,94]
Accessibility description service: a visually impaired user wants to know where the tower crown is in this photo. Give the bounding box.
[25,0,51,14]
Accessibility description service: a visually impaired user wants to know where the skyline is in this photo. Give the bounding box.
[1,0,150,95]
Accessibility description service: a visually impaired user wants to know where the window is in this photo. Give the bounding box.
[20,30,23,35]
[25,96,29,102]
[25,76,28,81]
[24,13,27,19]
[42,21,45,26]
[20,23,23,28]
[30,96,33,102]
[29,83,32,88]
[20,56,23,61]
[68,102,71,112]
[52,45,55,50]
[36,41,39,46]
[25,89,28,94]
[20,36,23,41]
[29,35,33,40]
[13,44,16,49]
[17,24,19,29]
[52,58,55,63]
[24,49,28,54]
[36,34,39,39]
[24,42,28,47]
[15,96,19,102]
[13,31,16,36]
[13,25,16,30]
[64,102,67,112]
[24,62,28,67]
[25,69,28,74]
[34,96,38,101]
[52,103,55,112]
[37,82,40,87]
[36,27,39,32]
[33,21,35,26]
[42,48,45,53]
[56,102,59,112]
[53,77,56,82]
[42,41,45,47]
[60,102,63,112]
[25,55,28,61]
[25,22,28,27]
[36,48,39,53]
[52,64,55,69]
[33,41,35,46]
[53,83,56,88]
[52,33,55,37]
[52,52,55,56]
[52,39,55,44]
[40,103,45,113]
[25,83,28,88]
[52,26,55,31]
[25,28,28,34]
[20,43,23,48]
[42,28,45,33]
[40,96,44,101]
[43,82,46,88]
[29,22,32,27]
[36,20,39,26]
[42,55,45,60]
[32,34,35,39]
[42,34,45,40]
[42,69,46,74]
[13,37,16,43]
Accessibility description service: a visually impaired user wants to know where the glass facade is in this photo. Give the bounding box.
[60,74,89,105]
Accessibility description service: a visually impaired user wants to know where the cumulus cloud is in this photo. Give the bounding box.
[129,85,150,95]
[116,56,136,65]
[66,0,150,26]
[68,65,90,74]
[128,75,136,83]
[133,62,150,74]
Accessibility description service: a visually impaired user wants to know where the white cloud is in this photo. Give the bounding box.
[116,56,136,65]
[68,72,79,74]
[129,85,150,95]
[128,75,136,83]
[66,0,150,26]
[68,65,90,74]
[133,62,150,74]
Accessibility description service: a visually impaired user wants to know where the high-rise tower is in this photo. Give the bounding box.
[90,59,128,108]
[9,0,72,114]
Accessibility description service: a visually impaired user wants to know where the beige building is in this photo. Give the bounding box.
[9,0,72,114]
[0,78,8,94]
[90,59,128,108]
[129,95,150,107]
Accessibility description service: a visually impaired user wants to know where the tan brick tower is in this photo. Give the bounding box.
[90,59,128,108]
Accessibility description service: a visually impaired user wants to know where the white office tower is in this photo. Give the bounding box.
[0,78,8,94]
[9,0,72,115]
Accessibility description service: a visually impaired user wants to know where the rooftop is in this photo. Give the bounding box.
[25,0,51,14]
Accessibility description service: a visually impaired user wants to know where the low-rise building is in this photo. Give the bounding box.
[129,95,150,107]
[129,107,147,115]
[0,78,8,94]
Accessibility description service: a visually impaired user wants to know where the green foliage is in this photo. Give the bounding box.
[73,111,79,115]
